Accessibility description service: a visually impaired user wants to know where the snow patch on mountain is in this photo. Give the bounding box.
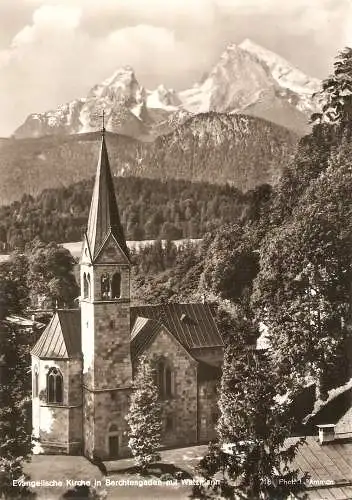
[180,43,279,114]
[14,40,321,139]
[239,38,320,112]
[147,84,181,111]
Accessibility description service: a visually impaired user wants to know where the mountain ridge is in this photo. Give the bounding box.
[13,39,319,139]
[0,112,298,205]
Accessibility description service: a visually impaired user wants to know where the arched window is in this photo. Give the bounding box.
[33,365,39,398]
[101,273,110,300]
[156,359,173,400]
[83,273,89,299]
[111,272,121,299]
[47,367,63,404]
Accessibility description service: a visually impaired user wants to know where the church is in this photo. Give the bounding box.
[30,131,224,460]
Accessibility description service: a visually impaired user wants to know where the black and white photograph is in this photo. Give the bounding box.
[0,1,351,499]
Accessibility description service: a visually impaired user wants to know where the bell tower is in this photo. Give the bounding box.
[80,126,132,459]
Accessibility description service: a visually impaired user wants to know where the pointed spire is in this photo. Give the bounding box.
[85,132,129,262]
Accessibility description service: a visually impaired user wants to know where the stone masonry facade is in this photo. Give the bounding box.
[32,356,82,454]
[137,327,214,448]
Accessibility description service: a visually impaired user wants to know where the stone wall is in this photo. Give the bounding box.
[81,260,132,390]
[198,379,219,442]
[81,300,132,390]
[32,356,83,454]
[137,328,199,448]
[83,387,131,459]
[67,359,83,453]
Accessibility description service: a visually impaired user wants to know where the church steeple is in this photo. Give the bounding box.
[85,132,129,262]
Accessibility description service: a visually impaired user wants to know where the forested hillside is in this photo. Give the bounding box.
[0,176,259,252]
[0,113,298,205]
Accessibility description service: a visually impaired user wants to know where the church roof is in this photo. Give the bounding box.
[31,303,222,360]
[131,316,163,358]
[130,303,223,351]
[85,134,129,262]
[31,309,81,359]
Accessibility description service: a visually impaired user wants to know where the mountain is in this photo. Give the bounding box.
[179,42,320,134]
[13,40,320,139]
[1,113,298,205]
[138,113,298,190]
[239,39,320,106]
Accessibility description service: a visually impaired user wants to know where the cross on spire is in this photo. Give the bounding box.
[100,109,106,136]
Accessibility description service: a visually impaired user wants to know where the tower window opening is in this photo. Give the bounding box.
[165,415,174,432]
[47,367,63,404]
[83,272,89,299]
[101,273,110,300]
[87,273,91,299]
[111,272,121,299]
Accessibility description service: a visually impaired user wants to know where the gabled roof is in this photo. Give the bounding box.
[30,303,222,360]
[85,134,129,262]
[131,316,164,359]
[130,303,223,351]
[31,310,81,359]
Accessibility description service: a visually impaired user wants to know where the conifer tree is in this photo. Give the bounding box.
[125,356,162,472]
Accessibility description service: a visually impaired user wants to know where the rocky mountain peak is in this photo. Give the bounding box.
[239,38,320,95]
[13,40,321,140]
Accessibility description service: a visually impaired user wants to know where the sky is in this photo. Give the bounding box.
[0,0,351,136]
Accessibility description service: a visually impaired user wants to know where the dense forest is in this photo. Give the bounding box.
[0,176,266,252]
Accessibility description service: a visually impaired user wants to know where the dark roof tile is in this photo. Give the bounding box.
[31,310,81,359]
[130,303,223,352]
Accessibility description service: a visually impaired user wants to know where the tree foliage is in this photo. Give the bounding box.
[193,309,306,499]
[26,239,79,308]
[0,314,33,497]
[312,47,352,126]
[0,176,247,252]
[0,253,30,319]
[200,224,259,310]
[125,356,162,471]
[253,135,352,398]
